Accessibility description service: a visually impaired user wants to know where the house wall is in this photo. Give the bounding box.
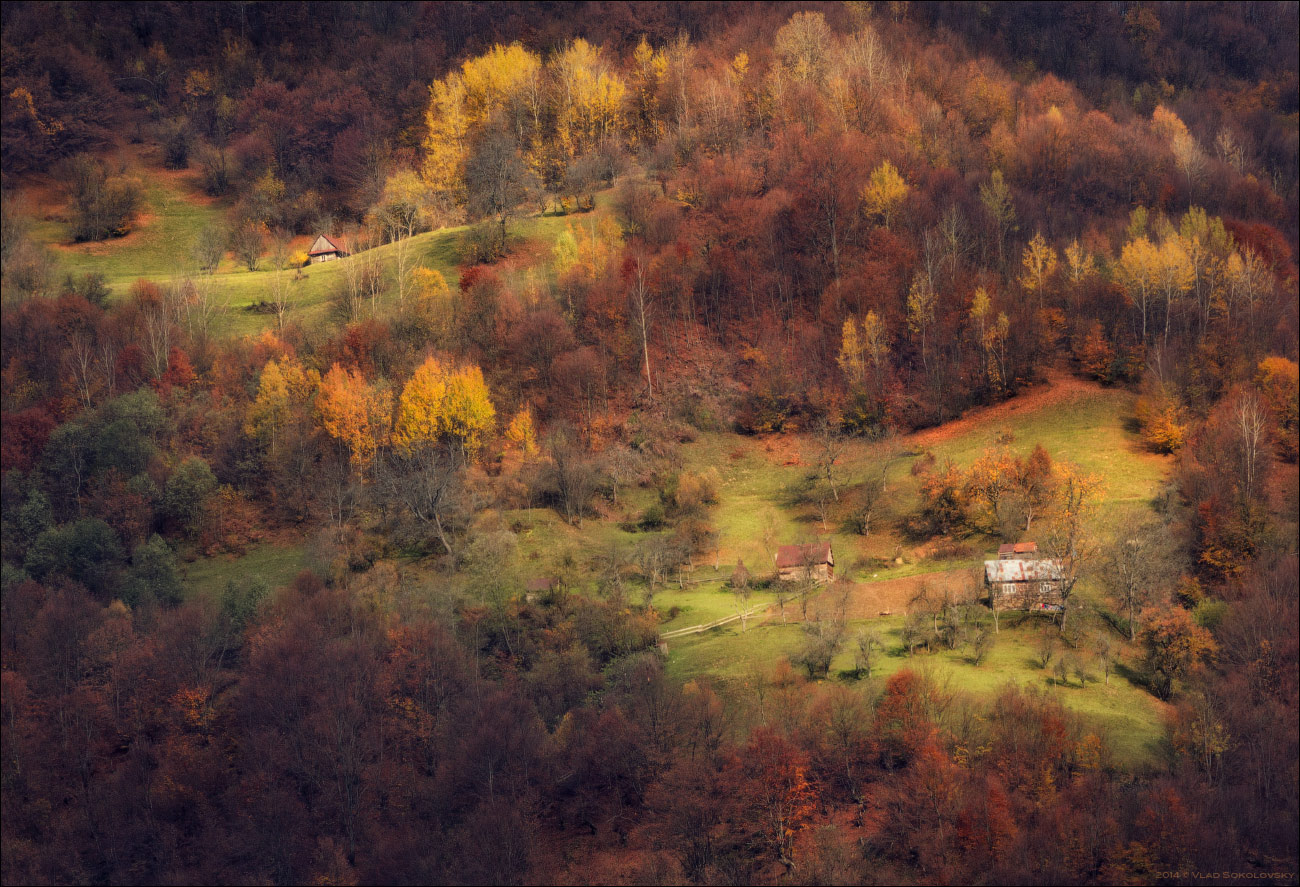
[778,564,831,584]
[992,579,1064,605]
[311,252,338,264]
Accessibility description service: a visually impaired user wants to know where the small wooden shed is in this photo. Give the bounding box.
[775,542,834,584]
[997,541,1039,560]
[307,234,346,263]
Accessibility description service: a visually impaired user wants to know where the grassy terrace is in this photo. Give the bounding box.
[31,158,614,337]
[179,541,309,604]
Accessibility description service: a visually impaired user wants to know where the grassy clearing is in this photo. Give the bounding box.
[179,542,307,604]
[30,160,616,339]
[665,613,1168,769]
[32,174,226,288]
[650,377,1173,769]
[668,376,1171,595]
[652,578,780,633]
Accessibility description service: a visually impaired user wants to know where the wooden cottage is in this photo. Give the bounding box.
[307,234,346,263]
[984,556,1064,608]
[775,542,834,584]
[524,576,560,603]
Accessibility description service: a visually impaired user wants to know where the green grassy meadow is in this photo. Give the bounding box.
[179,541,308,604]
[29,160,614,337]
[663,613,1169,769]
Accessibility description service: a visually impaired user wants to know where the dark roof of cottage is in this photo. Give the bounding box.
[308,233,343,255]
[997,541,1039,556]
[775,542,833,568]
[525,577,557,593]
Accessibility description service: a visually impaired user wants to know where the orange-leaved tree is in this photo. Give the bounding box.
[317,363,391,472]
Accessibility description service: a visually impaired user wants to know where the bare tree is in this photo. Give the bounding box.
[339,233,366,322]
[794,614,846,679]
[731,559,753,632]
[192,223,227,271]
[231,220,265,271]
[847,437,901,536]
[628,252,656,401]
[1094,631,1114,686]
[64,328,100,409]
[813,418,847,503]
[1103,522,1170,640]
[543,425,601,525]
[1040,468,1102,630]
[374,442,464,556]
[268,228,293,331]
[465,126,536,257]
[1234,392,1267,508]
[852,629,881,677]
[376,171,429,311]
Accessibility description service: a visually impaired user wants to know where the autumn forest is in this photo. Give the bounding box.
[1,2,1297,885]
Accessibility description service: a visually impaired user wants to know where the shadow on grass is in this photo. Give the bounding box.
[1113,660,1148,690]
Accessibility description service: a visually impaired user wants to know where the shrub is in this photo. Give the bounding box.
[164,456,218,537]
[64,154,143,241]
[24,518,125,599]
[122,534,182,609]
[1135,391,1187,453]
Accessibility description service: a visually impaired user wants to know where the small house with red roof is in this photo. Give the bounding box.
[308,234,347,264]
[997,541,1039,560]
[775,542,834,584]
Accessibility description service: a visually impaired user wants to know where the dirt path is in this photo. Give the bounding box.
[905,369,1099,449]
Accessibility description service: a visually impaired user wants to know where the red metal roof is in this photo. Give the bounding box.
[775,542,833,568]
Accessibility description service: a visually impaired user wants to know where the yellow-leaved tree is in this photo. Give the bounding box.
[1155,234,1195,350]
[838,310,890,393]
[1117,235,1161,344]
[422,42,546,218]
[393,357,496,459]
[630,37,667,148]
[393,356,450,453]
[423,74,470,217]
[837,316,864,386]
[1063,239,1096,283]
[1019,232,1058,310]
[861,159,908,229]
[551,39,627,160]
[245,357,320,451]
[907,272,937,374]
[505,406,538,457]
[444,364,496,456]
